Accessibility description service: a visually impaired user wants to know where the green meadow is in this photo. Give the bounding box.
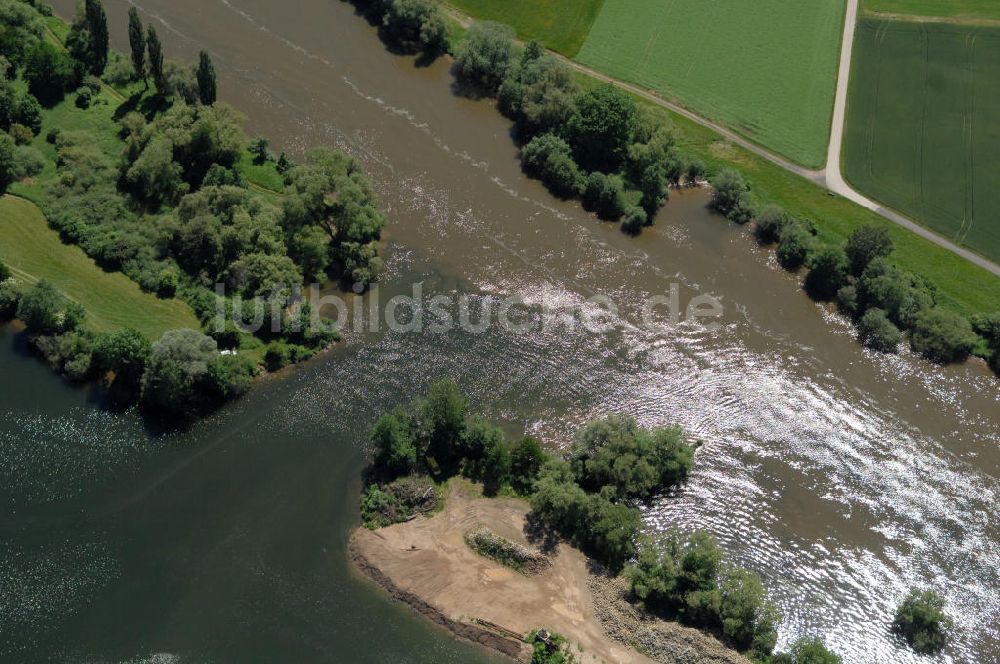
[862,0,1000,20]
[844,18,1000,263]
[573,0,845,168]
[444,0,604,56]
[0,196,199,339]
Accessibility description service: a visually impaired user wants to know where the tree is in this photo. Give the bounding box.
[567,83,638,172]
[639,162,668,219]
[856,308,901,353]
[804,245,849,301]
[909,308,977,364]
[754,205,790,244]
[140,328,218,417]
[510,437,546,493]
[454,21,517,94]
[719,567,780,657]
[582,172,627,221]
[846,224,893,276]
[621,206,648,235]
[84,0,109,75]
[125,137,186,209]
[776,221,812,270]
[93,327,151,395]
[421,378,467,468]
[0,131,16,192]
[857,259,935,329]
[710,169,753,221]
[892,589,952,654]
[250,136,269,164]
[481,436,511,495]
[196,50,217,105]
[23,41,74,105]
[381,0,447,54]
[570,416,695,501]
[0,257,9,282]
[147,25,165,92]
[774,637,843,664]
[498,53,579,137]
[372,408,418,476]
[520,133,584,199]
[128,7,146,84]
[17,281,76,335]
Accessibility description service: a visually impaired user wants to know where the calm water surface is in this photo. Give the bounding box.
[3,1,998,662]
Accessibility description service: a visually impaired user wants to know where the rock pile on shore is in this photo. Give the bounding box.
[588,574,752,664]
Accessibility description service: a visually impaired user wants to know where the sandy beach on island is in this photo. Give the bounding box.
[349,482,751,664]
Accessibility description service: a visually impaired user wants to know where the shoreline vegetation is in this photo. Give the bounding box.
[0,0,387,424]
[355,380,849,663]
[346,0,1000,378]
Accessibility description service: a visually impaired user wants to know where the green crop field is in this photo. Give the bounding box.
[844,19,1000,263]
[0,196,199,339]
[573,0,845,169]
[444,0,605,56]
[862,0,1000,21]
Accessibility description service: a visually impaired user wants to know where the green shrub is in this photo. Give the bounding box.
[892,589,952,654]
[773,637,842,664]
[776,221,813,270]
[521,133,585,199]
[510,437,546,494]
[567,83,638,173]
[381,0,447,54]
[0,279,24,319]
[455,21,517,94]
[264,340,292,371]
[621,205,647,235]
[711,169,752,222]
[9,122,32,145]
[909,308,977,364]
[856,308,901,353]
[754,204,790,244]
[846,224,893,276]
[804,245,849,301]
[569,415,695,501]
[582,171,627,220]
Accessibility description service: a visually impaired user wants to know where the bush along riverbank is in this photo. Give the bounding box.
[358,379,846,663]
[346,0,1000,378]
[0,0,387,423]
[710,169,992,368]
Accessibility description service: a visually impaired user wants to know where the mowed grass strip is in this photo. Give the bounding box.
[573,0,845,169]
[862,0,1000,21]
[444,0,605,56]
[0,196,199,339]
[844,19,1000,263]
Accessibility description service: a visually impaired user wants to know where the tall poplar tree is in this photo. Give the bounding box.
[84,0,109,75]
[146,25,164,92]
[196,51,216,105]
[128,7,146,84]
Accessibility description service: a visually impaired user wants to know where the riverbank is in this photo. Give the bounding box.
[349,482,750,664]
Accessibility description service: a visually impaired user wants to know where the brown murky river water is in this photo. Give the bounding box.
[1,1,997,662]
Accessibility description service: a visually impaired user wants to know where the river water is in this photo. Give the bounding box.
[2,1,997,662]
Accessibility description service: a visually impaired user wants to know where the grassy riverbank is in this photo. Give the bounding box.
[0,196,199,339]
